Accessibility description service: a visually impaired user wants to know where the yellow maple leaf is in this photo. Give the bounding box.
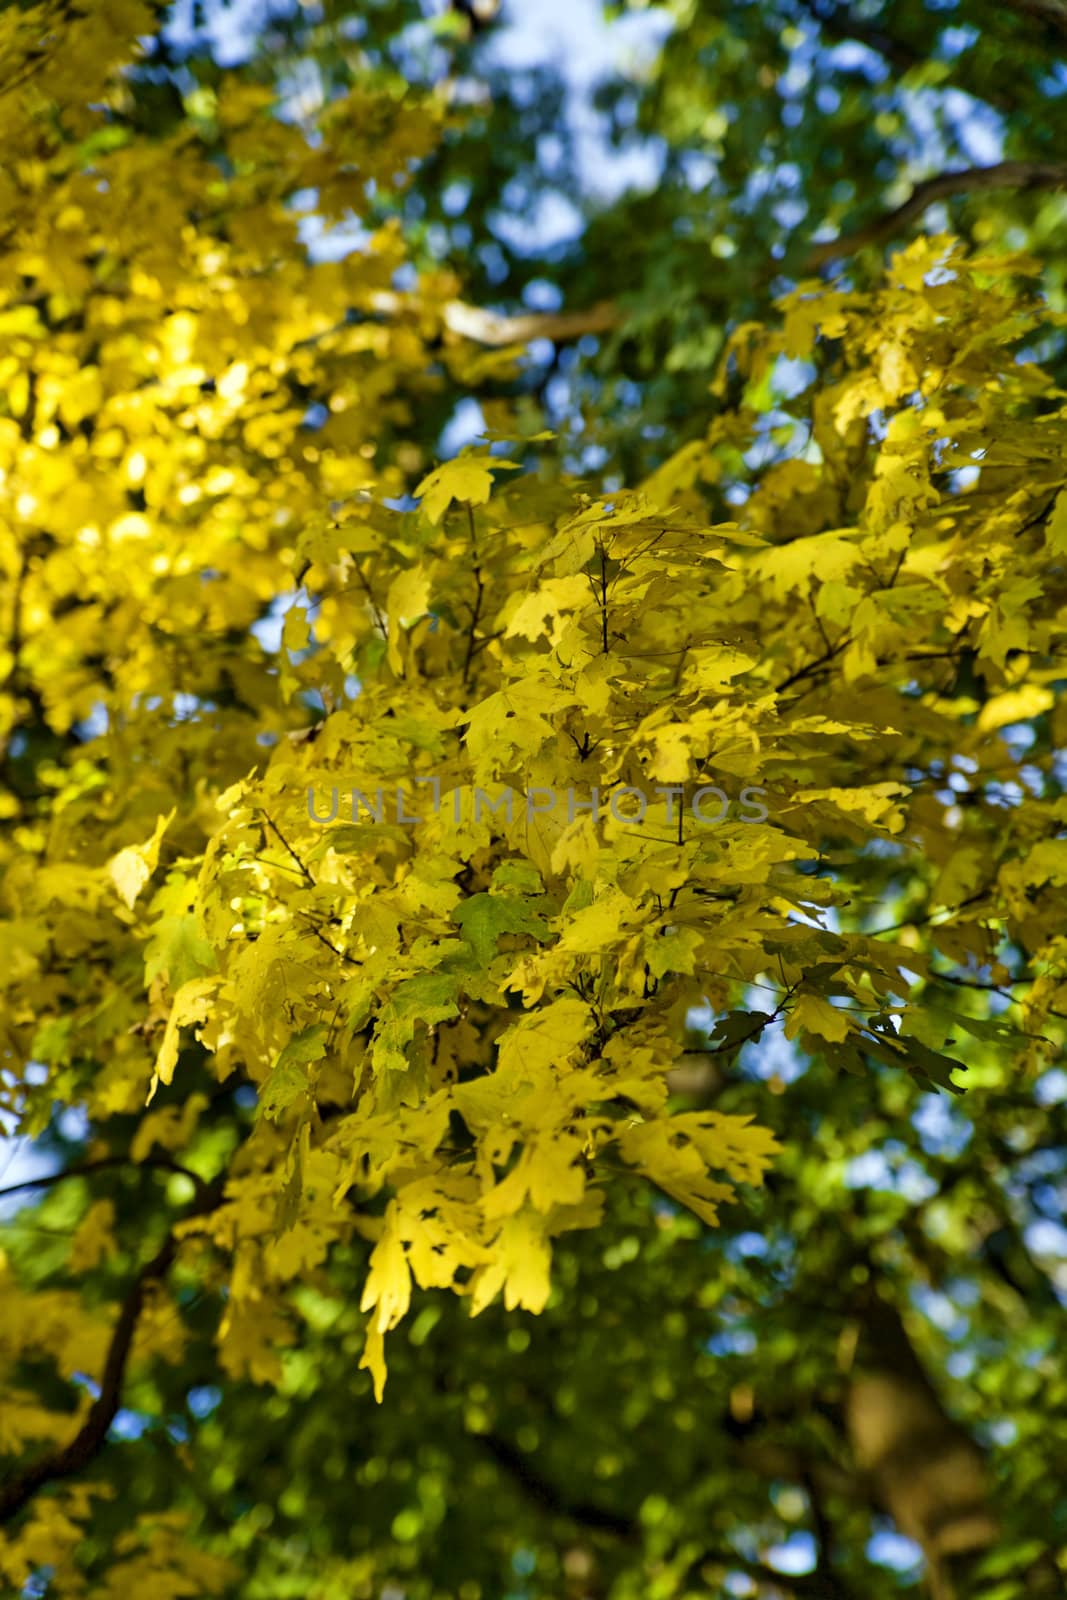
[784,992,851,1044]
[468,1210,552,1317]
[108,810,175,910]
[148,977,221,1103]
[415,450,518,524]
[495,997,594,1078]
[357,1203,412,1399]
[386,565,432,673]
[69,1199,118,1274]
[504,574,591,642]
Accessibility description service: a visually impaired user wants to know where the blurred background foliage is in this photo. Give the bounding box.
[129,0,1067,480]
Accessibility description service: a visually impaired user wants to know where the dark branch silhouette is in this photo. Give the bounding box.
[0,1178,223,1526]
[1003,0,1067,38]
[806,161,1067,266]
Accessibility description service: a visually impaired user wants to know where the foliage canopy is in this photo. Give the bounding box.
[2,5,1067,1600]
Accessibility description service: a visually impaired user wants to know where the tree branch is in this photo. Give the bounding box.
[365,289,619,347]
[844,1292,998,1600]
[685,1545,848,1598]
[478,1430,853,1594]
[1002,0,1067,39]
[0,1178,223,1526]
[477,1430,636,1539]
[361,152,1062,353]
[0,1154,212,1205]
[807,160,1067,266]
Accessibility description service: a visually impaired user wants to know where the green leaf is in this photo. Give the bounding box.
[371,973,461,1074]
[452,893,548,967]
[144,914,217,989]
[259,1026,327,1119]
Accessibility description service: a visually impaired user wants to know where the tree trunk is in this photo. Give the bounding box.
[845,1293,996,1599]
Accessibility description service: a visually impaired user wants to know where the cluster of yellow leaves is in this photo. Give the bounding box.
[74,247,1062,1394]
[0,1492,236,1599]
[0,1254,114,1455]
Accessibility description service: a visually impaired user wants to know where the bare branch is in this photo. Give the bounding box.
[0,1154,212,1204]
[685,1546,850,1598]
[478,1430,636,1539]
[807,160,1067,266]
[1002,0,1067,38]
[0,1178,223,1526]
[344,154,1067,358]
[365,289,619,347]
